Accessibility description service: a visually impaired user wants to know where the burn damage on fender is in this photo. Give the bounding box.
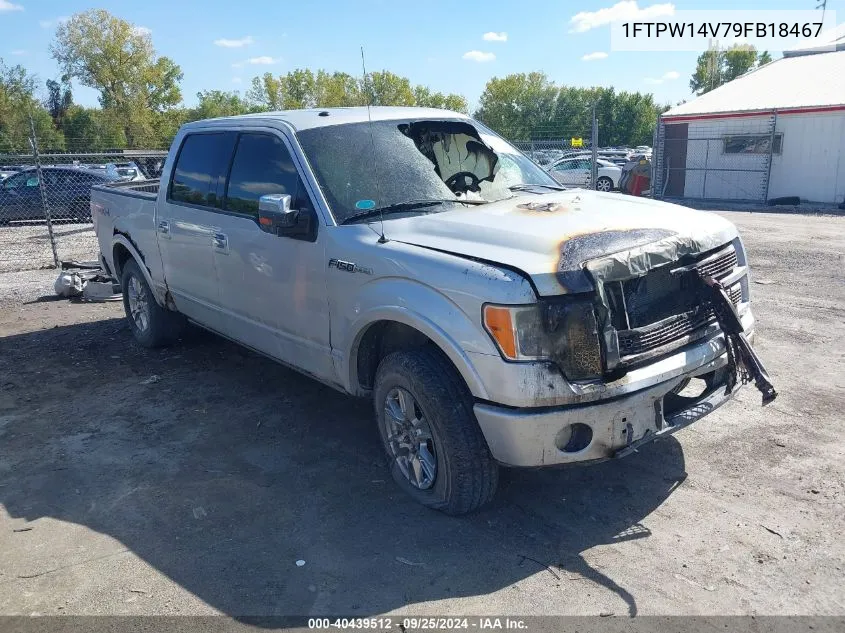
[537,296,603,381]
[539,226,770,388]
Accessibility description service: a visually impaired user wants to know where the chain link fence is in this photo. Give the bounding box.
[0,126,166,272]
[653,113,777,202]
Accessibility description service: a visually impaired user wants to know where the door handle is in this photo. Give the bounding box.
[158,220,170,235]
[212,232,228,251]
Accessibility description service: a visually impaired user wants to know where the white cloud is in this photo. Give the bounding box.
[10,49,27,55]
[462,50,495,62]
[232,77,242,84]
[233,56,278,68]
[132,26,152,36]
[569,1,674,33]
[39,16,68,29]
[214,35,254,48]
[482,31,507,42]
[0,0,24,12]
[644,70,681,85]
[581,51,609,61]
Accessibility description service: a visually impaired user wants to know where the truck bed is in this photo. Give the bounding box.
[91,179,162,282]
[97,178,161,199]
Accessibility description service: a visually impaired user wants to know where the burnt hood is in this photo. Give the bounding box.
[382,190,740,296]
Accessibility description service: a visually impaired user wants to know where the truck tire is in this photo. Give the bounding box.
[374,348,499,514]
[121,258,184,347]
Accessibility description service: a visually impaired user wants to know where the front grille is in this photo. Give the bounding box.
[695,247,738,279]
[612,243,742,363]
[617,284,741,358]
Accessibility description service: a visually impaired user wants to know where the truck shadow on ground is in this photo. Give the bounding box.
[0,317,688,619]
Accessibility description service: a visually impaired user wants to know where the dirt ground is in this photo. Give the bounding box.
[0,210,843,618]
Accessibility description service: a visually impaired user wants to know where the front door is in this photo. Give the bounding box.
[0,171,42,221]
[210,131,333,383]
[156,131,237,331]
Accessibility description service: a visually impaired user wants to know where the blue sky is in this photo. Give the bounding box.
[1,0,841,110]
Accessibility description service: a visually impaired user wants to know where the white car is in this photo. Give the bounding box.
[547,157,622,192]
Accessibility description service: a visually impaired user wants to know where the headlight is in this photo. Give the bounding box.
[483,299,603,380]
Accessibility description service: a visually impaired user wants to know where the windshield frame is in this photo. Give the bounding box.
[295,117,560,225]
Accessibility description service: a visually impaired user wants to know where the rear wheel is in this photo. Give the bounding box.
[121,259,184,347]
[596,176,614,192]
[374,348,498,514]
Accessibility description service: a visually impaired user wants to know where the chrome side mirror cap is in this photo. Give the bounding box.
[258,193,299,232]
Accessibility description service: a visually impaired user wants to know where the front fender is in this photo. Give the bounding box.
[339,278,498,399]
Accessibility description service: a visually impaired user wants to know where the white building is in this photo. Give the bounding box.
[658,34,845,204]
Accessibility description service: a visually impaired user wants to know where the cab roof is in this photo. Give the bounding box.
[184,106,471,132]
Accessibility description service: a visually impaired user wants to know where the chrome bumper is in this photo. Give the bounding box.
[474,344,746,468]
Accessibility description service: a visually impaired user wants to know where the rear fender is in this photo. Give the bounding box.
[111,235,167,307]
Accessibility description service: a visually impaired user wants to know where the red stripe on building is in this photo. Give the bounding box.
[663,105,845,122]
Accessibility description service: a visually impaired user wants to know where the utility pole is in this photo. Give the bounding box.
[591,103,598,190]
[30,115,59,268]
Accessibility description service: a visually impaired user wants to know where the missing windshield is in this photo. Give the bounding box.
[398,121,500,195]
[296,118,558,224]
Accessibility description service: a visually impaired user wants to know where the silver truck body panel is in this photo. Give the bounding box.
[92,107,756,468]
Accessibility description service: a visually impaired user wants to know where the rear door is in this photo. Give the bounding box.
[209,130,333,381]
[551,159,590,186]
[156,131,237,330]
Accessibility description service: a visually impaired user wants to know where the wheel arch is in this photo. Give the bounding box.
[347,310,489,401]
[111,235,165,307]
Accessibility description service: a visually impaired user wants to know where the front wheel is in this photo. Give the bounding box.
[595,176,614,192]
[374,348,499,515]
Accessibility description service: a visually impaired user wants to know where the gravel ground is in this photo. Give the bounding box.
[0,211,843,618]
[0,222,99,273]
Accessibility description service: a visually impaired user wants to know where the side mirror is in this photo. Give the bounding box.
[258,194,299,234]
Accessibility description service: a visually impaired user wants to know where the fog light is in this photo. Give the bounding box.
[555,423,593,453]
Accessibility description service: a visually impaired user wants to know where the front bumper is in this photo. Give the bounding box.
[474,341,747,467]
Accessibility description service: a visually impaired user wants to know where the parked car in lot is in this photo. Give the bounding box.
[83,161,147,182]
[0,165,24,181]
[547,157,622,191]
[0,166,119,223]
[92,107,769,514]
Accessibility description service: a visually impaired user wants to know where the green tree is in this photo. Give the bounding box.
[689,45,771,95]
[314,71,363,107]
[364,70,415,106]
[62,105,126,151]
[0,59,64,152]
[190,90,252,120]
[412,86,468,113]
[247,72,284,110]
[474,72,559,139]
[51,9,183,146]
[45,78,73,130]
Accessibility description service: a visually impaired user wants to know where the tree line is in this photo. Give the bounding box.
[2,9,671,153]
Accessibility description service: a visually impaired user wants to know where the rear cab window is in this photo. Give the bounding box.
[169,132,237,208]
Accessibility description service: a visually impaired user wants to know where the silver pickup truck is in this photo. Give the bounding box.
[91,106,772,514]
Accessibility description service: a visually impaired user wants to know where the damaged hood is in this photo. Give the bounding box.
[383,190,739,296]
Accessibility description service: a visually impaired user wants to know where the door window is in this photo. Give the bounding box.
[170,133,236,208]
[2,172,31,189]
[224,133,309,217]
